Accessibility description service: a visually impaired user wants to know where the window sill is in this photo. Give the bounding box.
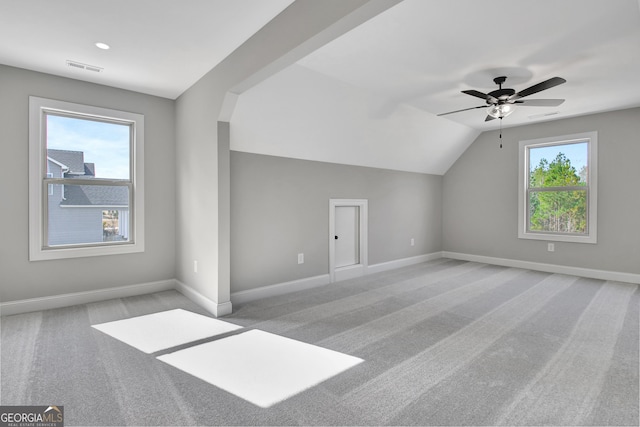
[518,231,597,244]
[29,241,144,261]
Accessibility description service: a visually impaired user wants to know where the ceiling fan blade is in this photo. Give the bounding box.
[485,115,497,122]
[437,105,487,116]
[462,89,490,100]
[463,89,500,104]
[515,99,565,107]
[513,77,566,99]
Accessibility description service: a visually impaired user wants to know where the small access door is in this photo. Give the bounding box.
[329,199,368,282]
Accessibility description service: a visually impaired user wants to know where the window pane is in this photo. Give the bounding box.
[528,190,587,234]
[529,142,588,187]
[47,184,130,246]
[103,210,129,242]
[46,114,130,180]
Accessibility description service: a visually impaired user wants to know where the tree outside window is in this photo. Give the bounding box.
[528,148,587,234]
[518,132,597,244]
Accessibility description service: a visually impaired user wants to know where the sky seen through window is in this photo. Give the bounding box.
[46,114,130,180]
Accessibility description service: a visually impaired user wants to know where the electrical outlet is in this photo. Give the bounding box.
[410,238,415,246]
[297,253,304,264]
[194,260,198,273]
[547,243,555,252]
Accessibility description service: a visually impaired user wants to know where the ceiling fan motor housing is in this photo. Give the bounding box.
[487,88,515,104]
[489,76,514,104]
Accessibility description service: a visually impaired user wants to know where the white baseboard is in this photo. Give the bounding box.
[174,280,233,317]
[6,251,632,317]
[231,274,331,305]
[0,279,176,317]
[231,252,444,305]
[367,252,443,275]
[443,251,640,284]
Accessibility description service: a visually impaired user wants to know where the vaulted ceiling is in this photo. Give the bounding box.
[297,0,640,131]
[2,0,639,174]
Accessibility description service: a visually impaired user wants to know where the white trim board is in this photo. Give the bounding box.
[367,252,443,275]
[231,274,331,305]
[443,251,640,284]
[0,279,175,317]
[4,251,635,317]
[230,251,638,308]
[230,252,442,305]
[1,278,232,318]
[175,280,233,318]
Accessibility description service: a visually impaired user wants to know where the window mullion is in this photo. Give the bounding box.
[44,177,131,186]
[528,186,587,192]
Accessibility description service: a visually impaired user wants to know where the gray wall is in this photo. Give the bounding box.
[443,107,640,275]
[0,65,176,302]
[230,151,442,292]
[3,61,637,307]
[174,1,393,309]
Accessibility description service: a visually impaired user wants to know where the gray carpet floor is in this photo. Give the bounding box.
[1,258,638,426]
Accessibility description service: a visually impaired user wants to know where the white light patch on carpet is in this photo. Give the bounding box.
[92,309,242,353]
[157,329,364,408]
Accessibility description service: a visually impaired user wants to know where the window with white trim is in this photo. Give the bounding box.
[29,97,144,260]
[518,131,597,244]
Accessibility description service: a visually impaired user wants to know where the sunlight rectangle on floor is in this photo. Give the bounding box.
[91,308,242,353]
[156,329,364,408]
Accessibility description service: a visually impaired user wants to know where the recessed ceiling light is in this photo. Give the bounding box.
[95,42,110,50]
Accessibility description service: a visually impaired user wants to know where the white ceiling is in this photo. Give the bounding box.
[230,64,480,175]
[2,0,640,173]
[0,0,294,99]
[297,0,640,131]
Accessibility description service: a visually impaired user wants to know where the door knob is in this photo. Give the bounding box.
[335,235,338,240]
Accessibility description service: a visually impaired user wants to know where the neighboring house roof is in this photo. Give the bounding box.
[61,185,128,207]
[47,149,87,174]
[47,156,68,172]
[48,149,127,207]
[84,162,95,176]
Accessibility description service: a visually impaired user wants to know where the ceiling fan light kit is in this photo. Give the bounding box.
[487,103,514,119]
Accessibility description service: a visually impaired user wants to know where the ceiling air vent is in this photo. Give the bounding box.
[66,60,103,73]
[528,111,559,120]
